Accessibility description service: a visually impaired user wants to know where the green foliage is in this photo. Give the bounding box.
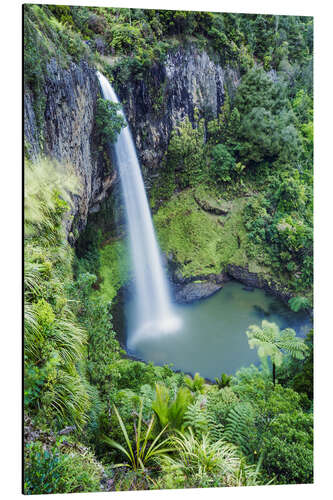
[273,174,307,212]
[24,5,94,146]
[71,271,121,396]
[103,400,172,471]
[48,5,74,26]
[95,98,126,145]
[232,365,301,418]
[24,158,79,245]
[154,189,253,278]
[24,159,91,429]
[243,182,313,293]
[206,89,231,145]
[230,363,312,482]
[209,144,236,183]
[97,240,129,301]
[157,428,262,489]
[163,115,206,191]
[224,402,255,455]
[183,396,209,437]
[24,440,102,494]
[260,411,313,484]
[206,387,239,442]
[152,383,193,431]
[24,6,313,492]
[214,373,232,389]
[109,23,143,54]
[228,68,301,165]
[288,295,310,312]
[184,372,207,394]
[282,330,313,401]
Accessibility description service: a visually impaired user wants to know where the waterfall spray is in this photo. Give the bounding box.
[96,72,181,348]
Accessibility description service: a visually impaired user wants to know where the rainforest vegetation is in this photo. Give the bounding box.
[24,5,313,494]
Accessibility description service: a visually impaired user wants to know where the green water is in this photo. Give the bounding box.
[127,281,311,380]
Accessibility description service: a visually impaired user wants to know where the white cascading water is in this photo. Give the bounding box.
[97,72,181,348]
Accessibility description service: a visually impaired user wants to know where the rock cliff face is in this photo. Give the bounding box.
[24,59,116,237]
[24,46,240,235]
[115,46,240,184]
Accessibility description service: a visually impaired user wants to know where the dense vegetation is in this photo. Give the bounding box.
[24,5,313,494]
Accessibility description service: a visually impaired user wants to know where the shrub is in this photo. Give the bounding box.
[261,411,313,484]
[24,441,102,494]
[95,98,126,145]
[109,23,143,54]
[209,144,236,183]
[165,115,206,189]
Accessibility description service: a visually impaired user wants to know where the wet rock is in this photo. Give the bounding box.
[193,194,229,215]
[24,90,40,160]
[174,281,223,304]
[226,264,292,303]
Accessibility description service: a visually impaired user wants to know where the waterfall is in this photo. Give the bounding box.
[96,72,181,348]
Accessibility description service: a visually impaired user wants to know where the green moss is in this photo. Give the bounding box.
[154,188,269,278]
[98,239,130,302]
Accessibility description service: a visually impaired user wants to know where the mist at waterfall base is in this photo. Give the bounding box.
[97,72,181,348]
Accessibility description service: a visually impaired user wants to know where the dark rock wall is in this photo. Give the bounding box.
[24,59,116,237]
[227,264,292,304]
[115,46,240,184]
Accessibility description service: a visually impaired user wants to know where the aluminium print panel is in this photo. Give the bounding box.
[23,3,313,494]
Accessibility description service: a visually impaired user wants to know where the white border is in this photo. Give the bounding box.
[1,1,331,499]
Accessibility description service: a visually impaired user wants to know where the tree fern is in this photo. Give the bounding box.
[246,320,308,385]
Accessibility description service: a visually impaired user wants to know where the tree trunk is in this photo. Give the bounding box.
[273,362,276,386]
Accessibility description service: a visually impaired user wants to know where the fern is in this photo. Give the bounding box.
[224,402,255,456]
[206,387,239,442]
[207,414,225,442]
[217,387,238,405]
[183,396,208,436]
